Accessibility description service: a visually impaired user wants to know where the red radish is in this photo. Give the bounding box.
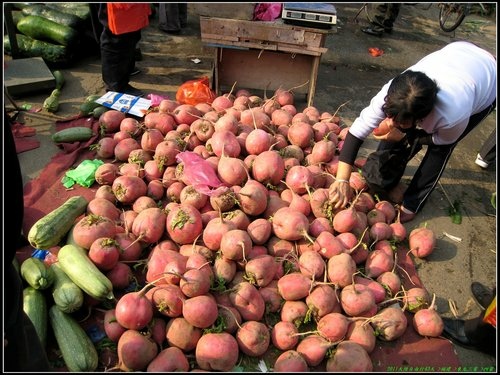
[245,128,272,155]
[217,305,242,334]
[298,251,325,279]
[272,207,312,242]
[165,317,202,352]
[316,312,350,342]
[309,217,333,238]
[150,284,185,317]
[112,175,147,204]
[131,207,166,245]
[220,228,252,262]
[99,109,126,133]
[106,262,133,290]
[140,128,164,152]
[390,214,407,242]
[120,117,141,136]
[271,321,299,351]
[369,305,408,341]
[246,217,272,245]
[114,138,142,162]
[155,140,181,168]
[366,208,386,226]
[345,320,376,354]
[287,121,314,148]
[364,249,395,278]
[116,329,158,371]
[213,256,237,284]
[94,163,119,186]
[214,112,239,134]
[191,118,215,142]
[182,294,219,328]
[229,281,266,321]
[208,130,241,158]
[92,137,118,159]
[165,203,203,245]
[327,253,356,288]
[274,350,309,372]
[271,108,293,127]
[147,346,190,372]
[340,283,377,317]
[95,185,116,202]
[119,162,144,178]
[296,334,333,367]
[412,293,444,337]
[113,130,132,142]
[159,99,180,113]
[217,154,248,186]
[370,221,394,242]
[375,200,396,223]
[87,197,120,221]
[202,214,237,251]
[131,195,156,213]
[332,204,358,234]
[146,180,164,200]
[236,320,270,357]
[237,179,269,217]
[244,254,276,287]
[180,185,208,210]
[251,150,285,186]
[377,271,402,297]
[72,214,116,249]
[195,332,239,372]
[103,308,127,342]
[409,226,436,258]
[305,284,341,319]
[285,165,313,195]
[372,118,391,136]
[259,283,283,313]
[115,283,155,330]
[172,104,202,125]
[179,268,211,297]
[277,272,313,301]
[404,287,431,313]
[354,275,387,304]
[354,191,376,213]
[212,95,234,112]
[240,107,271,129]
[88,237,120,271]
[326,340,373,372]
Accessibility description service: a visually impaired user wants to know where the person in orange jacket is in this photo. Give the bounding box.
[91,3,151,97]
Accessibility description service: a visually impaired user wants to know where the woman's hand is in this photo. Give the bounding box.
[329,179,353,210]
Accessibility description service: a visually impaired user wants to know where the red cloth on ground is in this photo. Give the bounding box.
[20,114,460,370]
[11,122,40,153]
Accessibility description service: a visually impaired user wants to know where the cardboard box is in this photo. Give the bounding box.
[190,3,256,21]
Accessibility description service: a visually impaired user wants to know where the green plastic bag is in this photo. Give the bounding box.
[62,159,104,188]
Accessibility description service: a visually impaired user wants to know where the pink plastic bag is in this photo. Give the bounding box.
[253,3,282,21]
[175,151,229,196]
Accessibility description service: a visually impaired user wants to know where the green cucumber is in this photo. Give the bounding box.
[23,286,48,347]
[52,127,95,143]
[92,105,110,119]
[3,34,71,64]
[21,3,84,29]
[51,262,84,313]
[17,15,79,47]
[53,70,65,90]
[20,257,55,290]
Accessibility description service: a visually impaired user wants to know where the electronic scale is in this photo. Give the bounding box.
[281,3,337,29]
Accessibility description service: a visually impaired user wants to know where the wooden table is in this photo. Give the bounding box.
[200,17,333,107]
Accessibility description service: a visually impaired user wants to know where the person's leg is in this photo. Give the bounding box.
[179,3,188,28]
[403,101,496,213]
[159,3,182,33]
[372,3,389,28]
[100,28,140,92]
[382,3,401,31]
[477,128,496,166]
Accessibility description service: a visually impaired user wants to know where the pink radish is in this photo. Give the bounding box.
[409,226,436,258]
[412,293,444,337]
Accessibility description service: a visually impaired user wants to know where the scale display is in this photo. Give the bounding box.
[282,3,337,28]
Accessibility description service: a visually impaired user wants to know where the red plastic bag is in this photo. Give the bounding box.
[175,151,229,196]
[253,3,283,21]
[175,76,216,105]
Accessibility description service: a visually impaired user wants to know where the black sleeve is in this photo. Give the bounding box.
[339,131,364,166]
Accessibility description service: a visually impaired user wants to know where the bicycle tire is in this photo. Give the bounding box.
[439,3,470,32]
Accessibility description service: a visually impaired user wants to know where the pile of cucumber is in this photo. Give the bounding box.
[4,3,93,66]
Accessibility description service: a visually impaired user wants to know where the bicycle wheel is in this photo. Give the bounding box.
[439,3,470,32]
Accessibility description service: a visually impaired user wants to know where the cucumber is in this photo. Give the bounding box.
[79,95,103,116]
[20,257,55,290]
[52,127,95,143]
[92,105,110,119]
[58,244,114,301]
[49,305,99,372]
[23,286,48,347]
[21,3,84,29]
[27,195,88,250]
[17,15,79,47]
[43,88,61,113]
[51,262,84,313]
[53,70,65,90]
[3,34,71,64]
[46,3,91,21]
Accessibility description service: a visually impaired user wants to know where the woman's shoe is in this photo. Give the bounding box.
[399,206,416,223]
[442,318,475,349]
[361,26,384,36]
[471,282,495,309]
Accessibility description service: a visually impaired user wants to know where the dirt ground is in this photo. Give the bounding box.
[5,3,497,369]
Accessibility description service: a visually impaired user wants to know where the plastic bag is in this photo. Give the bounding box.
[253,3,283,21]
[175,151,229,196]
[176,76,216,105]
[61,159,104,188]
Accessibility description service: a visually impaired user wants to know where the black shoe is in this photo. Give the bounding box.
[442,318,475,349]
[159,28,181,35]
[121,84,144,97]
[361,26,384,36]
[130,67,141,77]
[134,48,143,61]
[471,282,495,309]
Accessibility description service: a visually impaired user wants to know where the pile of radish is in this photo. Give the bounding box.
[60,86,442,371]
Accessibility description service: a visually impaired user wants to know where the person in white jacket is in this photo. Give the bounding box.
[329,41,496,222]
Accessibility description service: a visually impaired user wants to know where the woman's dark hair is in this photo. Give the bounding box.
[382,70,439,126]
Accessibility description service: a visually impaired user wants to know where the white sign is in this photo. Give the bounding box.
[96,91,151,117]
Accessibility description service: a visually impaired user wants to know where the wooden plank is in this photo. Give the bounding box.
[215,48,314,97]
[200,17,329,52]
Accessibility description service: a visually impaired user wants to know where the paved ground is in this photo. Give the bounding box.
[6,3,496,369]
